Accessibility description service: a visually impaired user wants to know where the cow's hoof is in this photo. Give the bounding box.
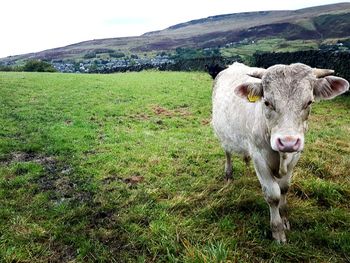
[225,177,232,183]
[272,231,287,244]
[271,223,287,243]
[282,217,290,231]
[225,172,233,182]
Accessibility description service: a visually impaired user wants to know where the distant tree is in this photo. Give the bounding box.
[22,60,56,72]
[203,48,221,57]
[172,48,204,60]
[158,51,168,57]
[0,65,14,71]
[110,52,125,58]
[88,60,99,73]
[84,52,96,59]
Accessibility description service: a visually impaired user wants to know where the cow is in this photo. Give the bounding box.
[205,64,227,79]
[212,62,349,243]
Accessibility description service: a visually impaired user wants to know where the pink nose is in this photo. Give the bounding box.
[276,136,301,152]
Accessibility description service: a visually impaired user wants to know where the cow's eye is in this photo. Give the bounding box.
[264,100,275,110]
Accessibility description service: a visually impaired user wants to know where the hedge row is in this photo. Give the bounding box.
[253,50,350,81]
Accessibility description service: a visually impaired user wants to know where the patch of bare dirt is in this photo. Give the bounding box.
[102,175,145,188]
[1,152,58,172]
[201,119,211,125]
[124,175,144,186]
[64,119,73,126]
[129,113,151,120]
[152,105,191,117]
[2,151,92,203]
[47,243,77,263]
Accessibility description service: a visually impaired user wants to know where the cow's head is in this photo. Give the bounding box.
[235,63,349,153]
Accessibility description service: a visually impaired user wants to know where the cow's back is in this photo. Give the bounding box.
[212,63,262,154]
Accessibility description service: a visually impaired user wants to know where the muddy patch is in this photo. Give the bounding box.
[124,175,144,186]
[152,105,191,117]
[2,152,92,203]
[2,151,56,168]
[1,152,60,176]
[128,113,151,121]
[48,243,77,263]
[102,175,145,188]
[37,172,92,204]
[201,118,211,126]
[64,119,73,126]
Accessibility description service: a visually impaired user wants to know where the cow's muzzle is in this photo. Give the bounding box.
[275,136,302,152]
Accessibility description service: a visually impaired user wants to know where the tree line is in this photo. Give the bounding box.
[253,50,350,81]
[1,50,349,81]
[0,60,56,72]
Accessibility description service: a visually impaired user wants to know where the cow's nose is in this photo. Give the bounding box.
[276,136,301,152]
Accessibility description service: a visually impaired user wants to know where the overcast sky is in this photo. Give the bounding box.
[0,0,345,58]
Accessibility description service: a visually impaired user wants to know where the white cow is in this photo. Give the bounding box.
[212,62,349,242]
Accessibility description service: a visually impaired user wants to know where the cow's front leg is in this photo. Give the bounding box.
[278,153,300,231]
[253,156,286,243]
[278,190,290,231]
[277,172,291,231]
[264,183,286,243]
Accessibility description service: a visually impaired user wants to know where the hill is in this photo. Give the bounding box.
[1,2,350,68]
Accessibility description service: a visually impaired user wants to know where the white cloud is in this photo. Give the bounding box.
[0,0,343,58]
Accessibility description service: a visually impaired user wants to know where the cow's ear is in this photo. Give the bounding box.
[235,82,263,102]
[314,76,349,100]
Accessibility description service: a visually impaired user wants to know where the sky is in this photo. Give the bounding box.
[0,0,346,58]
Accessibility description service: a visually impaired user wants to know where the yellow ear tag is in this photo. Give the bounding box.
[247,92,261,103]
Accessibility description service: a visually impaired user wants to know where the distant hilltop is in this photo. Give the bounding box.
[1,2,350,71]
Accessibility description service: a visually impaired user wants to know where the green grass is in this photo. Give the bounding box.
[296,19,317,31]
[0,71,349,262]
[221,38,319,62]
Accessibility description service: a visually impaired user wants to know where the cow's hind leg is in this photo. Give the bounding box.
[243,155,251,166]
[225,151,233,181]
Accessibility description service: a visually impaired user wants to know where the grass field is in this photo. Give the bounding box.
[0,71,349,262]
[221,38,319,63]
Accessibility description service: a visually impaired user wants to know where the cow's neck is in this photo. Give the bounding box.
[254,104,299,178]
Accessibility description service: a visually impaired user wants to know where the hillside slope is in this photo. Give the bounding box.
[1,2,350,63]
